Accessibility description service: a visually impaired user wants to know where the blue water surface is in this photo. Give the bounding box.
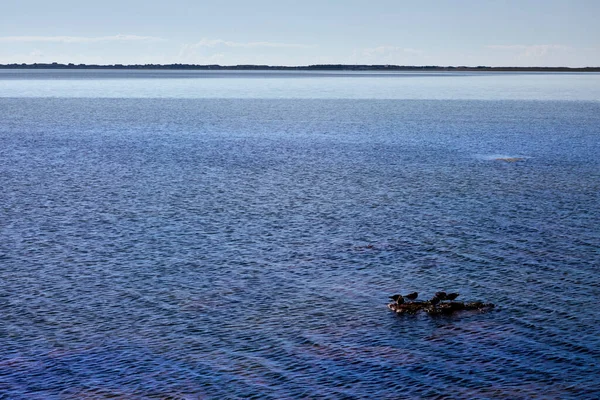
[1,71,599,399]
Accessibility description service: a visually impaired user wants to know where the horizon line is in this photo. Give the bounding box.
[1,63,599,71]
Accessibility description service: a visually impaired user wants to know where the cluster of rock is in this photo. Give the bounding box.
[387,291,495,316]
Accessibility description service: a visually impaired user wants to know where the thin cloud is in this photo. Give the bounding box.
[367,46,423,55]
[486,44,569,57]
[0,34,165,43]
[355,45,426,64]
[188,38,314,49]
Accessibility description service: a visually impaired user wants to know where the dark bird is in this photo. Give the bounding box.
[429,296,441,305]
[389,294,405,304]
[404,292,418,301]
[434,291,447,300]
[446,293,460,301]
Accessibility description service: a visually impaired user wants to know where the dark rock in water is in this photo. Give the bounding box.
[388,302,423,314]
[425,301,494,316]
[388,290,494,316]
[388,300,494,316]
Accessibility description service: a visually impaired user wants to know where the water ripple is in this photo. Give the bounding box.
[1,98,599,398]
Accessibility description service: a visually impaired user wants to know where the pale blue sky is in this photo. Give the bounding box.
[1,0,598,66]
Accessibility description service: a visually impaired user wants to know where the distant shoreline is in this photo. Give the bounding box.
[1,63,599,72]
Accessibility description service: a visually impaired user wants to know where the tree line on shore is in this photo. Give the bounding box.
[1,63,599,72]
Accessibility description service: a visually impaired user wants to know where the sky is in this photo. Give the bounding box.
[1,0,599,67]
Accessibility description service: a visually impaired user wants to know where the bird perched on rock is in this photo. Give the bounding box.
[446,293,459,301]
[429,296,441,305]
[389,294,405,304]
[404,292,418,301]
[434,291,447,301]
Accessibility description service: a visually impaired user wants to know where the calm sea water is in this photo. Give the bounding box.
[1,70,599,399]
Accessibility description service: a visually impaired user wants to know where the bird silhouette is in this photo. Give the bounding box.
[446,293,459,301]
[404,292,418,301]
[429,296,441,305]
[434,291,447,300]
[389,294,405,304]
